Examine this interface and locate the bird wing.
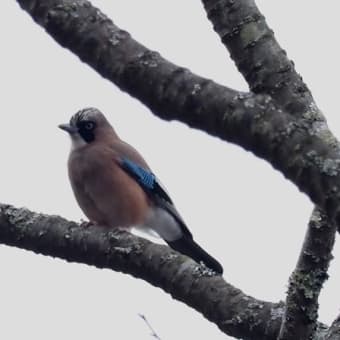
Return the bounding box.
[118,157,192,238]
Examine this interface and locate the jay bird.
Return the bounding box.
[59,107,223,274]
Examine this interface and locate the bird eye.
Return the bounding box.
[84,122,95,130]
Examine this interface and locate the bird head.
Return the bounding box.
[59,108,116,148]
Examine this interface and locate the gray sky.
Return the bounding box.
[1,1,340,339]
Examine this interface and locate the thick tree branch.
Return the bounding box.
[0,203,285,340]
[9,2,340,338]
[0,204,331,339]
[278,208,336,340]
[200,0,314,115]
[199,5,340,337]
[14,0,340,229]
[16,0,255,125]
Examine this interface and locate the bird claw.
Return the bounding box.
[79,219,94,228]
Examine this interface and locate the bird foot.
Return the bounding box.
[79,219,95,228]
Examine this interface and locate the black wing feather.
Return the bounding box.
[119,157,223,274]
[119,157,192,237]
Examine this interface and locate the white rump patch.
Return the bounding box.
[144,208,183,242]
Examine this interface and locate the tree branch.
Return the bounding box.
[16,0,257,126]
[9,2,340,338]
[326,315,340,340]
[199,5,340,337]
[14,0,340,229]
[278,208,336,340]
[200,0,314,115]
[0,203,285,340]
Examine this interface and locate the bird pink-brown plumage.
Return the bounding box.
[60,108,223,274]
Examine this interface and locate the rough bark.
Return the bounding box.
[14,0,340,231]
[0,204,332,339]
[201,0,314,115]
[326,315,340,340]
[198,3,339,338]
[9,1,340,339]
[0,203,283,340]
[278,208,336,340]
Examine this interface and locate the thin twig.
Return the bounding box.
[138,314,162,340]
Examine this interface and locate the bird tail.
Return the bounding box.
[167,236,223,274]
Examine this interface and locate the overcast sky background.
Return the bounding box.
[1,1,340,339]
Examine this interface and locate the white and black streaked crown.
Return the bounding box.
[70,107,103,126]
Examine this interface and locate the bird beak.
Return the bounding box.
[58,123,78,134]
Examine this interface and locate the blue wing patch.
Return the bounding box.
[119,157,191,237]
[120,158,156,190]
[119,157,173,204]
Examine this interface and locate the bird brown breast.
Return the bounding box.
[68,144,150,228]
